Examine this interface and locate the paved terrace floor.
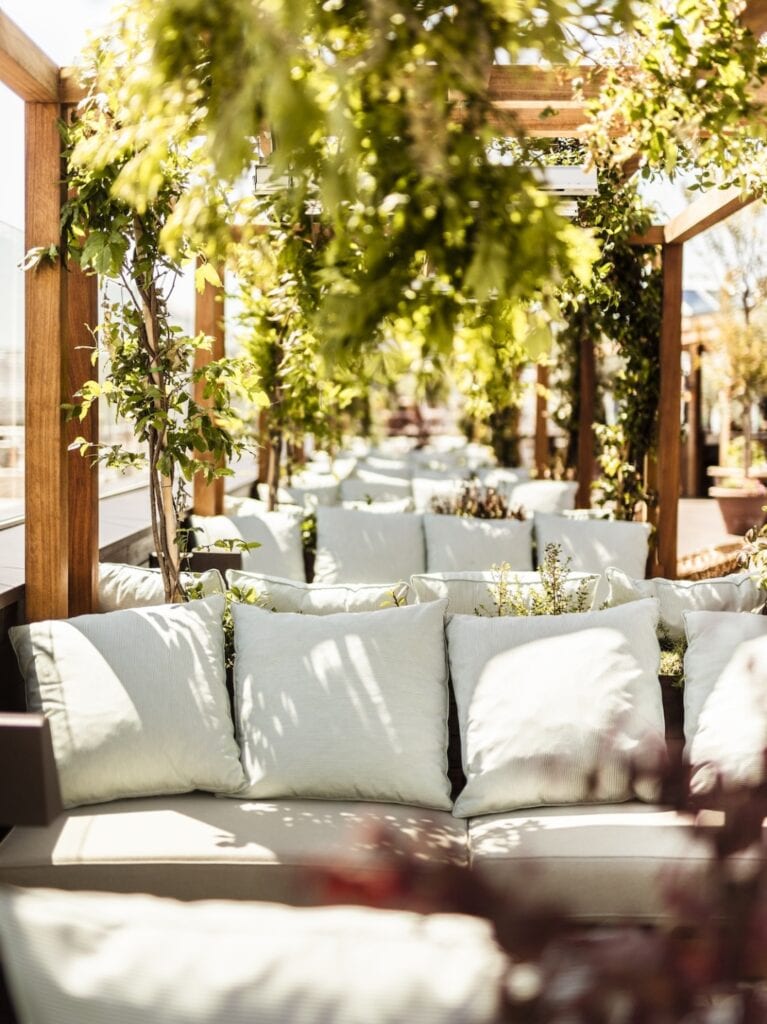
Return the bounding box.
[677,498,744,559]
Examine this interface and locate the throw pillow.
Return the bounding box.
[10,596,244,808]
[508,480,578,516]
[411,569,600,616]
[534,513,652,603]
[0,887,505,1024]
[682,609,767,748]
[423,514,534,573]
[190,509,305,581]
[227,569,410,613]
[314,507,425,584]
[98,562,224,612]
[232,600,451,808]
[340,476,413,503]
[688,634,767,794]
[607,568,764,640]
[446,599,665,817]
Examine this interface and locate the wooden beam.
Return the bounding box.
[486,65,606,102]
[653,243,683,578]
[629,225,665,246]
[193,263,226,516]
[534,363,549,477]
[59,67,87,105]
[743,0,767,36]
[576,331,596,508]
[0,11,59,101]
[664,186,757,245]
[66,264,99,616]
[25,101,68,622]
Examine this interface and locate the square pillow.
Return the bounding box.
[9,596,244,808]
[423,514,534,573]
[340,476,413,503]
[314,507,425,584]
[232,600,451,808]
[607,568,764,640]
[688,634,767,795]
[190,509,306,581]
[342,497,415,514]
[683,609,767,748]
[98,562,224,612]
[446,600,665,818]
[507,480,578,516]
[534,513,652,603]
[227,569,409,613]
[0,888,505,1024]
[256,473,340,509]
[410,569,600,616]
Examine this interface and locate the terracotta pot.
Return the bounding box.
[708,486,767,536]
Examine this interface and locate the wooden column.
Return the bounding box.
[534,363,549,477]
[257,409,270,487]
[66,264,99,616]
[653,243,683,578]
[576,331,595,508]
[24,101,68,622]
[192,264,226,516]
[683,343,704,498]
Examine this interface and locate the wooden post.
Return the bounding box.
[66,264,99,616]
[534,363,549,478]
[257,409,270,487]
[653,243,683,578]
[576,331,595,508]
[24,101,68,622]
[192,263,226,516]
[683,343,704,498]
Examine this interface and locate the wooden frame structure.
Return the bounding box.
[0,10,762,618]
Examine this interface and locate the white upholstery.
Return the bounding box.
[607,568,764,640]
[423,514,534,573]
[227,570,410,613]
[508,480,578,516]
[232,601,452,808]
[98,563,224,612]
[314,507,425,583]
[0,888,505,1024]
[682,609,767,747]
[190,509,306,581]
[446,600,665,818]
[0,795,467,900]
[468,803,738,922]
[340,476,413,503]
[10,597,244,809]
[411,570,600,616]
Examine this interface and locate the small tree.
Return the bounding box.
[61,10,264,601]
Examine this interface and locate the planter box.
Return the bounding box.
[708,486,767,536]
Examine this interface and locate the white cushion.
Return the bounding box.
[411,475,466,513]
[689,635,767,794]
[227,569,409,613]
[607,568,764,640]
[232,601,451,808]
[0,795,467,899]
[314,507,425,584]
[411,570,600,616]
[256,474,340,508]
[509,480,578,516]
[342,497,414,513]
[0,887,505,1024]
[190,509,306,581]
[683,609,767,748]
[446,600,665,818]
[534,513,652,603]
[423,514,534,573]
[9,596,244,808]
[340,476,413,503]
[98,563,224,612]
[476,467,531,494]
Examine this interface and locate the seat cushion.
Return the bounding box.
[0,794,467,902]
[468,803,744,923]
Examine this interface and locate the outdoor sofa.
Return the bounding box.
[1,561,766,927]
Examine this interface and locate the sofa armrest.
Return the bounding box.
[0,714,62,827]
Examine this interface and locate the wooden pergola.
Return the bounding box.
[1,6,764,622]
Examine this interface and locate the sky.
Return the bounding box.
[0,0,748,295]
